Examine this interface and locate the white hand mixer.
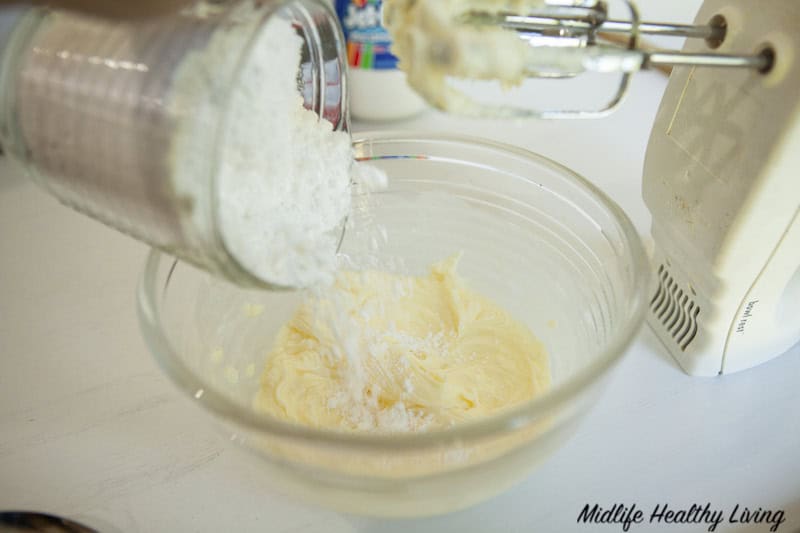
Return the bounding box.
[385,0,800,376]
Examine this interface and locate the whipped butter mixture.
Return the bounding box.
[253,255,550,432]
[383,0,536,115]
[382,0,590,116]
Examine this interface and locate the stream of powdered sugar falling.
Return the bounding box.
[176,13,446,431]
[300,161,449,432]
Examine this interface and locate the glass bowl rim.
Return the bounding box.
[137,131,650,451]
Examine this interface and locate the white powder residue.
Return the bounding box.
[172,12,355,288]
[301,264,485,433]
[295,269,440,432]
[350,160,389,193]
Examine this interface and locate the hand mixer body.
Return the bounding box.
[642,0,800,376]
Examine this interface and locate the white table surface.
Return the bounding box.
[2,1,799,532]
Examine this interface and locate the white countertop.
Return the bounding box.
[1,1,799,531]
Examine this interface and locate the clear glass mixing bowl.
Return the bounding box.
[137,133,649,517]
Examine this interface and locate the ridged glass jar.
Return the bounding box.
[0,0,348,288]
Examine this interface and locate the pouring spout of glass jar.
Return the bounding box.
[0,0,351,290]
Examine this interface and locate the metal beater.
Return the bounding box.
[385,0,775,118]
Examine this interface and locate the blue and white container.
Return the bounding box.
[335,0,426,121]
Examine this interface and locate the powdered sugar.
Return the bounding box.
[305,275,443,432]
[217,16,356,287]
[172,12,354,288]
